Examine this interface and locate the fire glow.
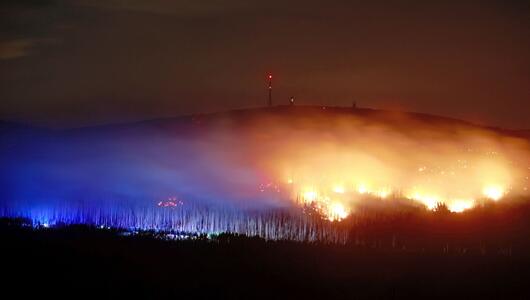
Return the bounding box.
[2,107,529,238]
[285,180,505,221]
[247,111,530,221]
[276,152,522,220]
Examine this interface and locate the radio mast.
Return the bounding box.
[267,74,272,107]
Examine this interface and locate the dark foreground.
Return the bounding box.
[2,219,530,299]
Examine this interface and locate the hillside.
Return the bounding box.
[2,106,529,140]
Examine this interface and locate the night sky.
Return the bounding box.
[1,0,529,128]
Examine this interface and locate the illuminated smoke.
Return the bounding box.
[241,108,530,218]
[1,107,529,238]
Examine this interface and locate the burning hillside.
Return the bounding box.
[1,106,529,240]
[192,106,530,220]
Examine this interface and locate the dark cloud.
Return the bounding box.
[0,0,529,128]
[72,0,256,17]
[0,39,34,59]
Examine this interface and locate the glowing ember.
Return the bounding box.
[357,184,369,194]
[333,185,345,194]
[302,189,318,202]
[375,188,391,199]
[329,203,348,221]
[157,197,184,208]
[296,186,351,221]
[483,185,504,201]
[407,191,439,210]
[448,199,474,213]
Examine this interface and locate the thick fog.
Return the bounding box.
[1,108,529,222]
